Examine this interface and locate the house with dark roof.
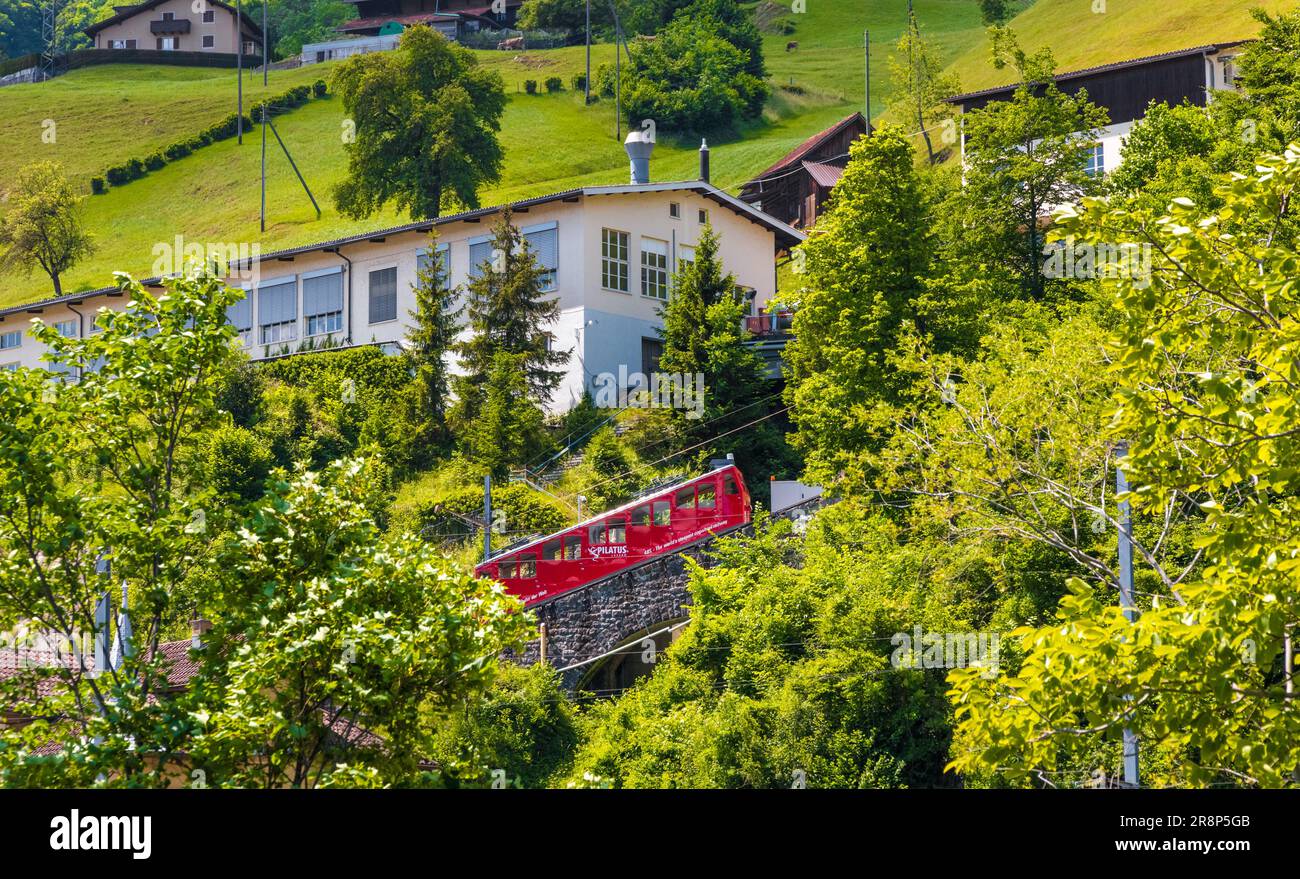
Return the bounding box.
[86,0,263,57]
[0,143,803,415]
[737,112,868,229]
[946,42,1249,178]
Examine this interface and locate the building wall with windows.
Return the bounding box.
[88,0,262,55]
[0,183,801,415]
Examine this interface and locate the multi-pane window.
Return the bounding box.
[523,223,558,292]
[601,228,629,292]
[678,244,695,267]
[54,320,78,338]
[0,330,22,350]
[1084,144,1104,177]
[258,279,297,344]
[669,202,680,219]
[640,238,668,300]
[303,270,344,337]
[698,209,709,224]
[202,35,214,48]
[368,267,397,324]
[203,9,215,21]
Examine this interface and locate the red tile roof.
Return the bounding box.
[339,12,459,31]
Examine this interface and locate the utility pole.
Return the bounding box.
[584,0,591,105]
[1116,440,1140,788]
[260,103,267,232]
[864,29,871,132]
[483,474,493,563]
[236,0,243,145]
[262,0,267,86]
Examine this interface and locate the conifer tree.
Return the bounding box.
[407,231,461,457]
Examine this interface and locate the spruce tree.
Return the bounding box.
[407,230,460,457]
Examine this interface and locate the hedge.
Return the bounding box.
[91,81,326,194]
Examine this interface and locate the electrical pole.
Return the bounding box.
[236,0,243,145]
[483,474,493,563]
[260,103,266,232]
[585,0,591,105]
[1116,440,1140,788]
[864,29,871,132]
[262,0,267,86]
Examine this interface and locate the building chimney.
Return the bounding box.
[624,129,655,185]
[191,617,212,649]
[699,138,710,183]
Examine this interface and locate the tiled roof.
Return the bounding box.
[339,12,459,31]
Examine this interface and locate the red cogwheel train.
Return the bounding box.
[475,464,752,607]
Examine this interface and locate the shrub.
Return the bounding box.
[145,153,165,171]
[203,425,274,502]
[524,79,537,95]
[570,73,586,92]
[164,141,192,161]
[313,79,327,98]
[90,176,106,195]
[105,165,129,186]
[125,157,145,180]
[544,76,563,93]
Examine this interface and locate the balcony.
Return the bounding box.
[743,309,794,381]
[150,18,192,34]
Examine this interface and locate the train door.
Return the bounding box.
[673,482,699,540]
[588,514,630,578]
[720,469,745,522]
[628,502,653,560]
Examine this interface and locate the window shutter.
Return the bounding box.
[226,293,253,331]
[468,238,493,280]
[368,268,397,323]
[258,281,297,326]
[524,226,558,273]
[302,271,343,318]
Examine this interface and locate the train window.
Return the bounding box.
[653,500,671,525]
[698,483,716,509]
[590,520,626,543]
[518,553,537,578]
[563,535,582,559]
[724,473,739,495]
[675,486,696,510]
[499,561,518,579]
[542,539,561,561]
[630,504,651,527]
[606,518,626,544]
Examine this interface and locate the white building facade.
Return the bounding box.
[0,182,802,414]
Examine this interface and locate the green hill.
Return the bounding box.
[1,0,1288,306]
[946,0,1295,92]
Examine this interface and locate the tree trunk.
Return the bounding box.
[51,271,62,297]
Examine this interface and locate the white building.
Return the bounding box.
[0,162,803,414]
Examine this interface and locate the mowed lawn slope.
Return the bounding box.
[2,1,988,305]
[946,0,1295,92]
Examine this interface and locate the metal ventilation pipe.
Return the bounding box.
[699,138,710,183]
[624,129,655,184]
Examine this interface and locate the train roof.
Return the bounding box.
[478,464,746,566]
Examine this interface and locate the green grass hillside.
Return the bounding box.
[2,0,1285,306]
[946,0,1296,92]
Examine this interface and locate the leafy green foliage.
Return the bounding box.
[428,663,578,788]
[622,12,767,135]
[332,26,506,220]
[0,162,94,296]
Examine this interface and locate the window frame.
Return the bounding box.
[367,265,399,325]
[601,228,630,293]
[640,237,669,301]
